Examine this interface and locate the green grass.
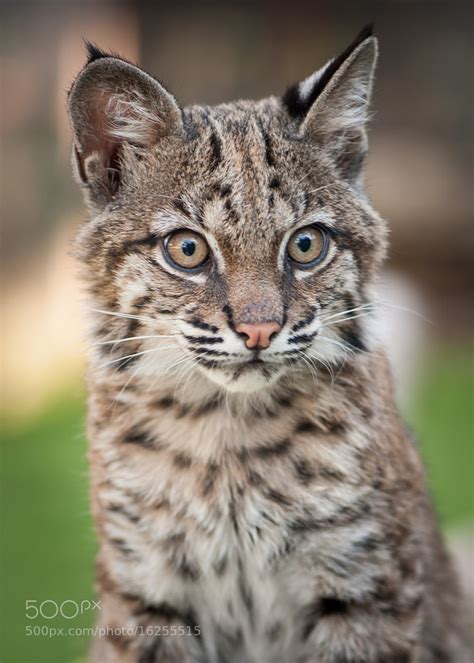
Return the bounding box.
[1,393,96,663]
[408,345,474,528]
[1,346,472,662]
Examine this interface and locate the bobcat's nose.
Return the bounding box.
[236,321,281,350]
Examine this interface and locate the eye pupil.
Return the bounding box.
[297,235,312,253]
[182,240,196,257]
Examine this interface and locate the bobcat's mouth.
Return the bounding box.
[230,357,274,379]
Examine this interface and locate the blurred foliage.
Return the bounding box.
[408,345,474,527]
[1,346,473,662]
[1,393,95,663]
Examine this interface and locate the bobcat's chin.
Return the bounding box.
[199,361,284,393]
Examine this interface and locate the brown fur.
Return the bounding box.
[68,28,470,663]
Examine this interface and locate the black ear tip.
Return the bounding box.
[358,23,375,42]
[83,39,110,65]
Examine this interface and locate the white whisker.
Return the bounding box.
[294,349,319,388]
[305,183,339,196]
[97,345,176,369]
[94,334,180,346]
[90,308,158,325]
[90,307,187,325]
[378,300,432,324]
[319,302,375,323]
[320,310,377,329]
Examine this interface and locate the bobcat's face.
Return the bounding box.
[70,30,386,394]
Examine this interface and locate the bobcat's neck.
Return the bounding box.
[87,346,393,465]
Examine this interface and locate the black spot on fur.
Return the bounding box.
[189,317,219,333]
[197,357,221,369]
[228,494,239,534]
[109,537,133,556]
[155,306,178,315]
[201,462,219,496]
[191,347,229,357]
[222,304,236,330]
[123,428,156,448]
[173,197,190,216]
[318,466,345,481]
[176,556,200,581]
[291,310,316,332]
[269,176,280,189]
[274,392,294,408]
[320,597,349,616]
[289,516,320,534]
[295,419,318,434]
[264,488,291,507]
[209,131,223,167]
[254,438,292,458]
[247,469,263,486]
[155,395,175,408]
[224,198,239,223]
[237,561,254,615]
[184,334,224,345]
[107,504,140,523]
[288,332,317,345]
[193,395,222,418]
[294,459,315,484]
[131,295,151,310]
[319,416,347,434]
[262,131,275,166]
[283,24,374,118]
[173,452,192,469]
[134,602,201,659]
[121,233,160,252]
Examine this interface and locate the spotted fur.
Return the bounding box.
[68,27,469,663]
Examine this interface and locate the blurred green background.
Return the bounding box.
[1,0,472,661]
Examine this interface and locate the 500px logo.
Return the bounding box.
[25,599,101,620]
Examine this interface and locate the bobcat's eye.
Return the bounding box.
[287,225,328,267]
[164,231,209,270]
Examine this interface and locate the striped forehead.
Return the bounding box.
[173,112,307,237]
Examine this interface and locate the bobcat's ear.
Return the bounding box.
[283,26,378,186]
[68,44,182,208]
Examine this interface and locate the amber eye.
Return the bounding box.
[287,225,328,266]
[164,231,209,270]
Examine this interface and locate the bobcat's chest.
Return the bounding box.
[136,478,309,663]
[102,443,364,662]
[96,397,374,660]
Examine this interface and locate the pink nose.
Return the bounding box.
[236,321,281,350]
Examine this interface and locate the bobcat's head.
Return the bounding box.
[69,26,387,395]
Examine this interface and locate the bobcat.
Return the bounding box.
[68,26,469,663]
